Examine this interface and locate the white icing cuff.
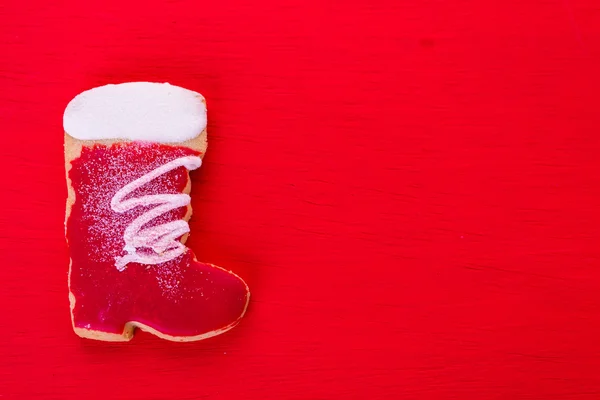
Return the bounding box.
[63,82,207,143]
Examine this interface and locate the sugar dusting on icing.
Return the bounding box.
[155,265,185,302]
[111,156,202,271]
[70,143,198,297]
[63,82,207,143]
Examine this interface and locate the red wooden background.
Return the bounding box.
[2,0,600,398]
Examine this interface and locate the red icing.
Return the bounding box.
[67,142,249,338]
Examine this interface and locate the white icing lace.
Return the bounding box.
[110,156,202,271]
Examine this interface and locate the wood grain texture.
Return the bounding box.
[1,0,600,398]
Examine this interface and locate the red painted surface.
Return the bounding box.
[1,0,600,398]
[68,143,248,338]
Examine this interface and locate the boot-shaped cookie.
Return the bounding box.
[64,82,250,342]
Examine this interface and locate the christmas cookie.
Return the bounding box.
[63,82,250,342]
